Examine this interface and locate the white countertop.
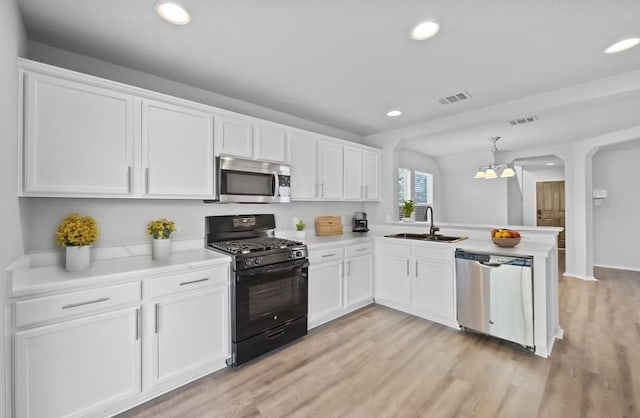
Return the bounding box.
[297,232,372,249]
[7,248,231,298]
[383,221,563,234]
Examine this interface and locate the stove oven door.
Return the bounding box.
[234,259,308,342]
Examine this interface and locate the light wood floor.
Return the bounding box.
[119,266,640,418]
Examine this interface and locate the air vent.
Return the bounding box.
[508,116,538,126]
[438,91,471,105]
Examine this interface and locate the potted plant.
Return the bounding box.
[56,213,99,271]
[147,218,177,259]
[294,219,306,239]
[401,200,416,222]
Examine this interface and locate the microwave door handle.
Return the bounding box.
[273,173,279,198]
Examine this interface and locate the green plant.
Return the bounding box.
[147,218,177,239]
[401,200,416,218]
[295,219,306,231]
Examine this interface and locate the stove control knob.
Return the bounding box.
[255,257,262,265]
[245,259,253,267]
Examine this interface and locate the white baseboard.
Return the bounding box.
[593,263,640,273]
[563,272,597,281]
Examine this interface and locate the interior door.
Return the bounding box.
[536,180,565,249]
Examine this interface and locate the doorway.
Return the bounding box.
[536,180,566,272]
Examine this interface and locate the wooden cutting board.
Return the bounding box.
[315,216,343,236]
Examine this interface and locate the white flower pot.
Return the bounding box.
[402,214,415,222]
[66,246,91,272]
[152,238,171,260]
[293,230,306,239]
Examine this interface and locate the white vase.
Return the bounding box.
[402,214,415,222]
[66,246,91,272]
[152,238,171,260]
[293,230,306,239]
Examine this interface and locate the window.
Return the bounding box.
[398,168,434,221]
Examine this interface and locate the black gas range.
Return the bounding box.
[205,214,308,367]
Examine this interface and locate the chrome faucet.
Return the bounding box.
[424,205,439,236]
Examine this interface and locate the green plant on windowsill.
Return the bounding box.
[401,200,416,219]
[295,219,306,231]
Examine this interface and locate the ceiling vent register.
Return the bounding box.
[438,91,471,105]
[508,116,538,126]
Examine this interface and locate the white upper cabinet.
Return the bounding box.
[254,125,288,162]
[363,149,381,201]
[289,131,318,199]
[318,141,344,199]
[142,99,215,197]
[215,115,254,159]
[215,114,288,163]
[22,72,135,196]
[343,147,363,200]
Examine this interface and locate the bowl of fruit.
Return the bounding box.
[491,228,521,247]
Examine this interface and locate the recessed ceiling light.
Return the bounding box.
[411,21,440,41]
[545,162,555,166]
[156,1,191,25]
[386,110,402,117]
[604,38,640,54]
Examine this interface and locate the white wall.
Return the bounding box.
[22,199,364,252]
[27,41,363,144]
[436,151,509,225]
[592,143,640,271]
[521,166,565,226]
[0,0,27,413]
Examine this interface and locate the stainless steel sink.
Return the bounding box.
[384,233,467,243]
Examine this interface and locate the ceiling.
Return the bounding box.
[17,0,640,155]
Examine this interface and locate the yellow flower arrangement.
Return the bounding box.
[147,218,177,240]
[56,213,99,247]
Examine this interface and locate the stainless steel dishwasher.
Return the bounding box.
[455,249,534,350]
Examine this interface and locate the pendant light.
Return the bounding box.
[473,137,516,179]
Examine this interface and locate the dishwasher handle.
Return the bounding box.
[478,261,503,268]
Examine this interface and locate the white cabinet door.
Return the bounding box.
[363,150,381,201]
[153,286,229,386]
[345,255,373,308]
[318,141,344,199]
[289,131,318,199]
[216,115,253,158]
[413,260,455,322]
[15,308,141,418]
[255,125,288,162]
[376,255,412,308]
[23,72,135,196]
[309,262,343,325]
[142,99,214,197]
[343,147,363,200]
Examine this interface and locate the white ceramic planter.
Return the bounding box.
[402,214,415,222]
[152,238,171,260]
[65,246,91,272]
[293,230,306,239]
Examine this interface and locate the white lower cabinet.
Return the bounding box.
[375,239,457,328]
[152,286,229,386]
[308,241,374,329]
[15,307,141,418]
[309,261,343,327]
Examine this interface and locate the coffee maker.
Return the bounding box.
[352,212,369,232]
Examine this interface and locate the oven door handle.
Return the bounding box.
[237,260,309,279]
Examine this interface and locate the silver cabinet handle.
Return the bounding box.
[145,168,150,194]
[321,183,325,197]
[406,259,410,276]
[365,185,368,199]
[346,260,351,276]
[62,297,110,310]
[127,166,133,193]
[321,253,336,258]
[179,278,209,286]
[356,248,367,252]
[135,308,141,340]
[155,303,159,334]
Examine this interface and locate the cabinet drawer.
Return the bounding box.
[413,245,453,263]
[149,265,229,299]
[378,242,411,258]
[309,247,343,264]
[345,242,373,258]
[15,282,141,328]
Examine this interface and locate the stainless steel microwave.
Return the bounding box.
[215,156,291,203]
